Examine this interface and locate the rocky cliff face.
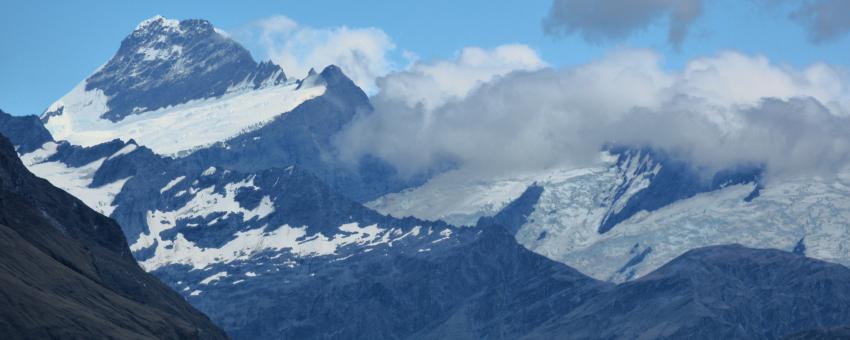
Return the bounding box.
[0,134,226,339]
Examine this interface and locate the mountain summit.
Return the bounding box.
[46,16,286,123]
[40,16,325,156]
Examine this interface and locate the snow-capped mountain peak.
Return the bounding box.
[125,16,190,63]
[74,16,285,123]
[134,15,181,32]
[39,17,333,157]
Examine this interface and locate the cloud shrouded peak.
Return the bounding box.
[543,0,703,49]
[241,15,396,93]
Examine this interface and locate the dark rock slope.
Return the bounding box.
[193,225,609,340]
[0,134,226,339]
[0,109,53,154]
[528,244,850,340]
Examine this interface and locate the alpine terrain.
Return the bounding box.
[3,13,850,340]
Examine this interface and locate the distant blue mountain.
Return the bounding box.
[179,224,607,339]
[530,244,850,339]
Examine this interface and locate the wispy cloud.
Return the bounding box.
[377,44,547,111]
[239,15,397,92]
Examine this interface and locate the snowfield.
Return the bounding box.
[21,141,131,216]
[43,81,326,157]
[528,171,850,282]
[366,168,539,226]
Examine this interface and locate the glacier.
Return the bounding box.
[370,150,850,283]
[21,141,131,216]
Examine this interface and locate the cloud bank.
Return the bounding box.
[337,49,850,179]
[543,0,850,47]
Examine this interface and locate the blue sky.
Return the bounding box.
[1,0,848,115]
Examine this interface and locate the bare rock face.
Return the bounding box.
[528,244,850,340]
[0,134,227,339]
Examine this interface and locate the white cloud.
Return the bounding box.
[246,15,397,93]
[236,14,850,180]
[679,52,848,111]
[336,49,850,178]
[377,44,547,110]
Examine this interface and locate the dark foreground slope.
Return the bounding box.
[0,135,226,339]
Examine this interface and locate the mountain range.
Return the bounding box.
[2,16,850,339]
